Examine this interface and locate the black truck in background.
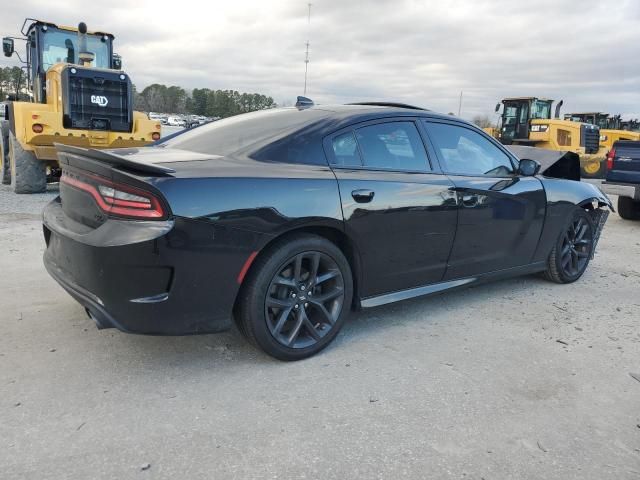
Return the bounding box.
[602,140,640,220]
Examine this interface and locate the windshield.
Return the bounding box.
[530,100,551,119]
[41,28,111,71]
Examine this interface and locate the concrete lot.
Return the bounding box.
[1,184,639,479]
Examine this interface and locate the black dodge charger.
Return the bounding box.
[43,101,612,360]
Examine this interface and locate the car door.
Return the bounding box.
[422,120,546,280]
[325,118,458,298]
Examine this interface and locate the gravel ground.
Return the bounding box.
[0,184,639,479]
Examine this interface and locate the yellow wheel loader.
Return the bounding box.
[0,19,160,193]
[484,97,603,178]
[564,112,640,175]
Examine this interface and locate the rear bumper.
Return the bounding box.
[43,199,262,335]
[601,182,639,200]
[44,256,129,331]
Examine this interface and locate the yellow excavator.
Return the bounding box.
[485,97,604,178]
[1,19,160,193]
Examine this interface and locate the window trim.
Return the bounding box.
[323,117,435,174]
[422,119,520,178]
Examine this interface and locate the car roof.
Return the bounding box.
[282,103,465,130]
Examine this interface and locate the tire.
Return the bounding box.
[617,196,640,221]
[0,120,10,185]
[544,208,594,284]
[580,159,605,179]
[9,132,46,194]
[236,234,353,361]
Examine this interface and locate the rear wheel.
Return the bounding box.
[0,120,9,184]
[9,132,47,194]
[236,234,353,360]
[544,208,594,284]
[617,196,640,221]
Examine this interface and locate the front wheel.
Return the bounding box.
[544,208,594,284]
[236,234,353,361]
[9,132,47,194]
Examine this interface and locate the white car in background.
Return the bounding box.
[167,116,186,127]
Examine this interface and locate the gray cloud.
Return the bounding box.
[1,0,639,118]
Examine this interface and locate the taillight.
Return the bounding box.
[151,132,161,141]
[61,170,166,220]
[32,123,43,133]
[606,147,616,171]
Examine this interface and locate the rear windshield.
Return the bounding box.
[159,108,329,160]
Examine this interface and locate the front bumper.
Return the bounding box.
[601,182,640,200]
[43,199,261,335]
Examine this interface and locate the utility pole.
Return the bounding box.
[303,3,312,95]
[457,91,463,116]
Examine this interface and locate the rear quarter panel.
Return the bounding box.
[150,160,344,243]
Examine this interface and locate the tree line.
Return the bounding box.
[134,84,276,117]
[1,69,276,118]
[0,66,28,100]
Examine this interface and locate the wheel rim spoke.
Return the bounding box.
[293,255,303,283]
[266,296,293,309]
[286,312,305,346]
[315,270,339,286]
[309,300,336,325]
[273,276,296,288]
[300,309,321,340]
[273,306,293,335]
[309,253,320,283]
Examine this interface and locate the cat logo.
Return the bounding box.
[90,95,109,107]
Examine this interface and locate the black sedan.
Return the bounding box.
[43,101,612,360]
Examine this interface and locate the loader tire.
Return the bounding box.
[0,120,9,185]
[9,132,46,194]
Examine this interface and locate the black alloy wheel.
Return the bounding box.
[544,208,594,284]
[236,234,353,360]
[559,214,592,277]
[265,251,345,349]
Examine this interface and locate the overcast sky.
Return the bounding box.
[2,0,640,119]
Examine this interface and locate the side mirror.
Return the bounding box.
[112,53,122,70]
[494,103,501,113]
[2,37,14,57]
[518,158,541,176]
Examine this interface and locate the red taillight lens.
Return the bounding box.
[61,170,166,220]
[606,147,616,171]
[32,123,43,133]
[151,132,161,141]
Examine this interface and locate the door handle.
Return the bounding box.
[351,189,375,203]
[461,194,479,207]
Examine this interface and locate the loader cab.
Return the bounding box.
[499,97,552,144]
[12,20,117,103]
[564,113,621,131]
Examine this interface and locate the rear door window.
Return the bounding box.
[331,131,362,167]
[354,121,429,171]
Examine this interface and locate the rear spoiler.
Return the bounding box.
[54,144,176,176]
